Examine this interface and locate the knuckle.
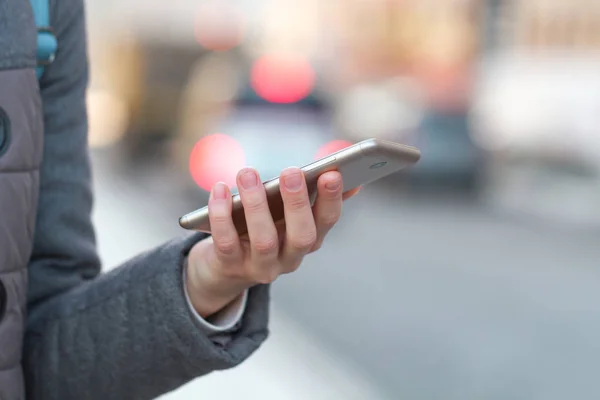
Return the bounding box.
[252,237,279,255]
[214,236,239,256]
[210,214,231,226]
[253,268,280,284]
[243,197,266,214]
[320,212,340,228]
[286,195,309,212]
[283,260,301,274]
[289,232,317,253]
[310,241,323,253]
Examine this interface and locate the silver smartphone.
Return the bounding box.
[179,138,421,233]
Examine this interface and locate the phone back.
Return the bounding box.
[179,139,420,233]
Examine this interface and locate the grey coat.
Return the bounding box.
[0,0,269,399]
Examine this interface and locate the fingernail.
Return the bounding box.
[239,169,258,189]
[283,172,303,192]
[213,182,227,200]
[325,179,341,191]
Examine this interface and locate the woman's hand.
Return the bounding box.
[186,167,359,318]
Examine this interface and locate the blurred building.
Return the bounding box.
[512,0,600,52]
[471,0,600,227]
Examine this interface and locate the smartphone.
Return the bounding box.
[179,138,421,233]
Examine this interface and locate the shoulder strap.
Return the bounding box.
[30,0,58,79]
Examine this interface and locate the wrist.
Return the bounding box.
[186,238,251,318]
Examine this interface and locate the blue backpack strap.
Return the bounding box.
[30,0,58,79]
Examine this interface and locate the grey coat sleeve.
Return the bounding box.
[22,0,270,399]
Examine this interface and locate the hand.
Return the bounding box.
[186,167,359,318]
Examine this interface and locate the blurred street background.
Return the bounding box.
[85,0,600,398]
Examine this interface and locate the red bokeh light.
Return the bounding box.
[189,133,246,192]
[314,140,354,160]
[250,54,316,104]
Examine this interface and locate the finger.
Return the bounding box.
[208,182,243,265]
[237,168,280,282]
[311,171,344,252]
[342,186,361,201]
[279,168,317,273]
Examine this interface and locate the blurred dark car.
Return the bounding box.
[332,80,485,194]
[407,109,485,193]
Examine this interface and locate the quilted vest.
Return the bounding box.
[0,1,45,398]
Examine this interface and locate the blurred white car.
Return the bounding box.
[471,53,600,170]
[471,53,600,227]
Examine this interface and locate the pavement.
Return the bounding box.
[91,145,600,400]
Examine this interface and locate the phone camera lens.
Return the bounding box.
[369,161,387,169]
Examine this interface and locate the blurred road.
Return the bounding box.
[92,145,600,400]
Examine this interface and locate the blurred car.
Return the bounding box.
[470,53,600,226]
[332,78,485,193]
[410,109,485,191]
[172,50,354,197]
